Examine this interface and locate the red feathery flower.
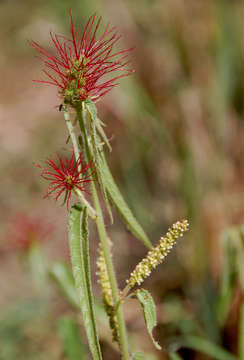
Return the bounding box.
[1,213,53,254]
[30,10,134,106]
[35,149,95,209]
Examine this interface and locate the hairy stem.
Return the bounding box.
[77,104,131,360]
[64,110,97,220]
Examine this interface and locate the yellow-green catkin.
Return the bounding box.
[127,220,189,288]
[96,244,119,343]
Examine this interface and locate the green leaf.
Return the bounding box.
[49,261,79,309]
[28,243,47,291]
[133,351,145,360]
[100,151,152,249]
[183,336,236,360]
[58,316,88,360]
[239,303,244,359]
[132,351,157,360]
[85,100,113,223]
[217,232,237,325]
[169,353,183,360]
[68,205,102,360]
[84,99,151,248]
[50,262,108,324]
[84,101,111,151]
[136,289,161,350]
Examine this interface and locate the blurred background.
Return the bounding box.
[1,0,244,359]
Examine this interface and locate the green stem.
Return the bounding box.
[64,110,97,220]
[120,284,131,301]
[78,104,131,360]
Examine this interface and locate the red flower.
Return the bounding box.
[35,149,94,209]
[30,10,134,106]
[1,213,53,254]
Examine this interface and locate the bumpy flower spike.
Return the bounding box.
[35,149,95,209]
[97,243,119,343]
[127,220,189,288]
[30,10,134,106]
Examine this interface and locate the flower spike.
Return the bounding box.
[127,220,189,288]
[30,10,134,107]
[96,243,119,343]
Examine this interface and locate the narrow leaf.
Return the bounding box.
[183,336,236,360]
[133,351,157,360]
[133,352,145,360]
[136,289,161,350]
[50,262,107,323]
[28,243,47,291]
[169,353,183,360]
[100,151,152,249]
[96,117,112,151]
[85,100,113,222]
[84,99,151,248]
[85,100,97,122]
[50,261,79,309]
[58,316,88,360]
[68,205,102,360]
[85,101,111,151]
[217,232,237,325]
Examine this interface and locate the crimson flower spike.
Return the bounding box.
[30,10,134,107]
[35,149,95,209]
